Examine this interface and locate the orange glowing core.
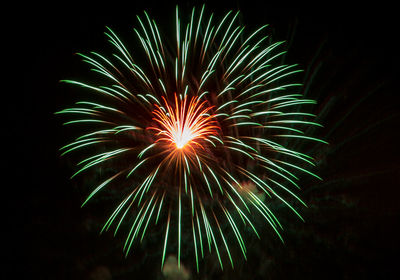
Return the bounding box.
[149,94,219,151]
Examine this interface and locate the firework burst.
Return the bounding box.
[57,5,327,271]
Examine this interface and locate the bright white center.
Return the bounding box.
[174,128,193,149]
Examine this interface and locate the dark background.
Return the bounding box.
[11,0,399,279]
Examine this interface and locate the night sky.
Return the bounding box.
[12,1,399,279]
